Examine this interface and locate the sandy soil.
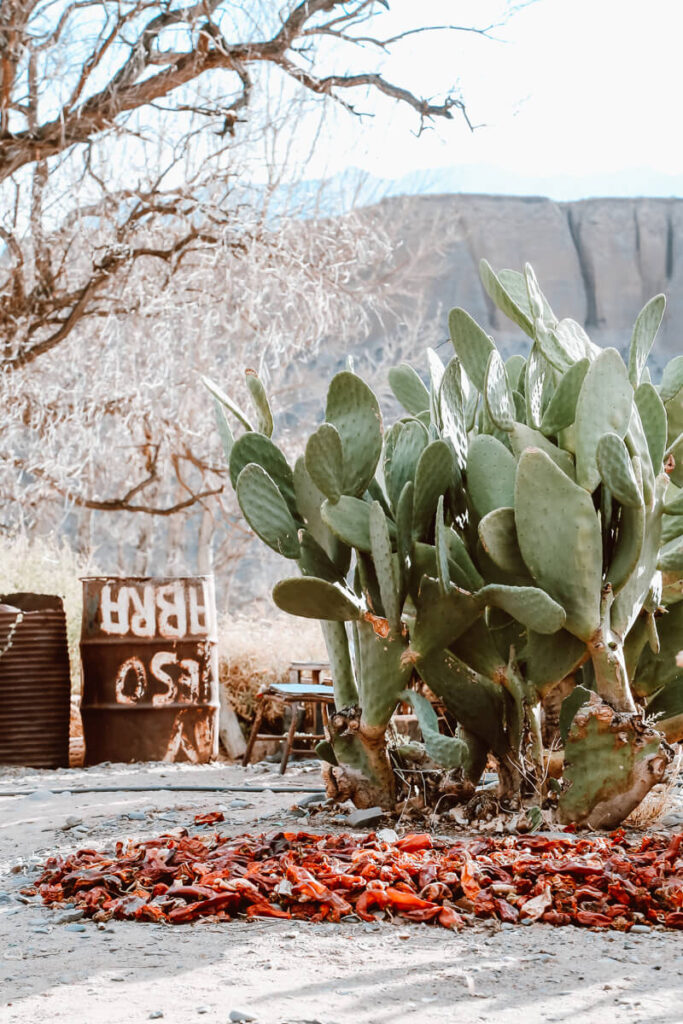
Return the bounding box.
[1,759,682,1024]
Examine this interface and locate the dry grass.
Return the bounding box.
[218,609,328,731]
[624,750,682,829]
[0,532,97,693]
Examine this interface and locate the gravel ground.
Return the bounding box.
[1,759,682,1024]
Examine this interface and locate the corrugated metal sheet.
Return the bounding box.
[0,593,71,768]
[80,576,219,764]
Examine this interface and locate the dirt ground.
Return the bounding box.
[1,759,682,1024]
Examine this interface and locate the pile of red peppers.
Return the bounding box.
[30,824,682,930]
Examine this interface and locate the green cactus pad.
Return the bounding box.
[212,397,235,461]
[293,457,345,565]
[477,507,528,576]
[272,576,362,621]
[314,740,338,766]
[396,481,413,605]
[320,620,357,707]
[452,618,505,678]
[415,648,507,756]
[607,487,646,594]
[236,464,301,559]
[558,684,592,744]
[369,501,401,633]
[627,294,666,388]
[466,435,516,520]
[244,369,274,436]
[515,448,602,641]
[412,440,457,541]
[435,495,450,595]
[665,388,683,446]
[385,420,428,510]
[399,690,468,769]
[558,702,668,827]
[298,530,346,583]
[388,364,430,416]
[660,355,683,402]
[447,307,495,392]
[356,618,412,729]
[574,348,633,492]
[305,423,345,503]
[440,358,468,469]
[477,584,566,634]
[625,405,655,502]
[444,530,485,590]
[660,511,683,545]
[509,423,576,479]
[666,432,683,487]
[523,629,586,697]
[539,358,590,435]
[427,348,446,429]
[524,345,552,429]
[366,477,392,516]
[479,260,534,337]
[325,371,383,497]
[505,354,526,392]
[484,349,516,431]
[596,433,643,507]
[635,382,668,473]
[646,677,683,743]
[201,375,254,431]
[632,600,683,697]
[658,534,683,572]
[664,485,683,515]
[229,433,298,516]
[321,495,379,552]
[612,476,666,637]
[410,577,481,657]
[553,319,595,362]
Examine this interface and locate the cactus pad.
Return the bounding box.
[236,464,301,559]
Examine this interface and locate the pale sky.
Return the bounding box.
[293,0,683,198]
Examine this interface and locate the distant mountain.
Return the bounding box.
[288,165,683,213]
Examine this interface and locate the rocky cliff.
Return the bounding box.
[357,193,683,371]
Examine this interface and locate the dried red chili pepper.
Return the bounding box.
[30,825,681,932]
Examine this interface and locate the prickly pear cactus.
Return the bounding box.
[204,263,679,823]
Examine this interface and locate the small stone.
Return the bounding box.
[65,923,87,933]
[229,1011,256,1023]
[289,807,307,818]
[197,1007,210,1015]
[26,788,54,801]
[148,1013,164,1020]
[62,816,83,830]
[55,910,85,924]
[228,799,253,810]
[376,828,398,844]
[501,922,515,930]
[297,793,325,808]
[346,806,383,829]
[126,810,147,821]
[630,924,651,933]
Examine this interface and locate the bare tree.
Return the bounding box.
[0,1,522,585]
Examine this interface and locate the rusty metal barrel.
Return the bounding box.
[80,576,219,765]
[0,593,71,768]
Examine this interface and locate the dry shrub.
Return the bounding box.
[624,750,682,829]
[0,532,97,693]
[218,610,327,732]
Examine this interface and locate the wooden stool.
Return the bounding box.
[242,664,334,774]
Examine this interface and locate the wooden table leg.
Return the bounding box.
[280,701,300,775]
[242,701,264,767]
